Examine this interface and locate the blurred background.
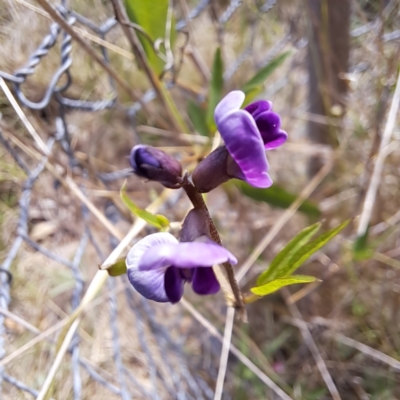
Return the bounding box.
[0,0,400,399]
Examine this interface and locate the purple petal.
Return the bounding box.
[192,267,220,295]
[217,109,272,188]
[255,112,288,149]
[139,241,237,271]
[126,232,178,302]
[264,130,287,150]
[164,267,184,303]
[215,90,245,126]
[245,100,272,119]
[129,145,160,171]
[127,266,168,302]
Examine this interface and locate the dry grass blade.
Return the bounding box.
[35,191,171,400]
[327,332,400,372]
[0,125,125,240]
[181,299,293,400]
[357,70,400,237]
[214,307,235,400]
[0,77,49,155]
[65,177,124,241]
[0,318,69,368]
[0,307,41,335]
[282,288,342,400]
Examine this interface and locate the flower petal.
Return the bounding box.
[140,241,237,271]
[255,112,287,149]
[164,267,184,303]
[215,90,245,126]
[217,109,272,188]
[126,232,178,302]
[192,267,220,295]
[264,130,287,150]
[245,100,272,119]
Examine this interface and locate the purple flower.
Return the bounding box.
[192,91,287,192]
[129,145,182,189]
[126,232,237,303]
[216,90,287,186]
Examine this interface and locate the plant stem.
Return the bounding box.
[182,176,244,310]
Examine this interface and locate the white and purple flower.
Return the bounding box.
[126,232,237,303]
[193,90,287,192]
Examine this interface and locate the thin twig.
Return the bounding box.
[0,77,49,155]
[327,332,400,372]
[357,70,400,237]
[181,299,293,400]
[214,307,235,400]
[282,288,342,400]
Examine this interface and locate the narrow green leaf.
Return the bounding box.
[206,48,224,130]
[242,51,291,94]
[120,182,169,229]
[235,181,321,218]
[242,87,262,107]
[251,275,318,296]
[188,100,209,136]
[283,220,350,277]
[353,227,373,260]
[125,0,175,75]
[257,222,321,285]
[104,258,127,277]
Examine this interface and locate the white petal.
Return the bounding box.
[214,90,245,126]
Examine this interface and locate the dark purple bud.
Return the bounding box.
[129,145,183,189]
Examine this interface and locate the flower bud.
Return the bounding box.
[129,145,182,189]
[192,146,231,193]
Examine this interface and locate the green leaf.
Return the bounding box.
[242,51,291,94]
[235,181,321,218]
[283,220,350,277]
[242,87,262,107]
[353,227,374,260]
[188,100,209,136]
[206,48,224,130]
[121,182,169,230]
[104,258,127,277]
[353,225,397,261]
[125,0,174,75]
[251,275,318,297]
[257,222,321,285]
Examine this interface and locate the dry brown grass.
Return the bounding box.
[1,0,400,399]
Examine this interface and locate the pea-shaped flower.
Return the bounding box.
[193,90,287,192]
[126,232,237,303]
